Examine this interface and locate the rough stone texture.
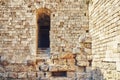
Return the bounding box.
[0,0,120,80]
[8,72,18,79]
[1,0,120,80]
[18,72,27,79]
[0,0,92,79]
[89,0,120,80]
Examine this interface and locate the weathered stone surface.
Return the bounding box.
[5,65,14,72]
[116,61,120,71]
[76,54,87,60]
[67,59,75,65]
[27,60,36,67]
[67,65,76,71]
[116,72,120,80]
[2,0,120,80]
[5,64,28,72]
[27,66,37,72]
[49,65,58,72]
[0,0,92,79]
[77,60,89,66]
[16,65,28,72]
[67,72,75,78]
[89,0,120,79]
[0,73,3,77]
[27,72,36,78]
[51,54,58,60]
[18,72,27,79]
[53,59,59,64]
[45,72,51,78]
[0,67,4,73]
[59,59,67,65]
[36,71,44,78]
[40,63,49,71]
[0,60,9,66]
[58,65,68,71]
[60,53,75,59]
[76,73,88,80]
[8,72,18,79]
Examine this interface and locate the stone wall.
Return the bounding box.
[0,0,92,80]
[89,0,120,80]
[0,0,90,64]
[0,0,36,63]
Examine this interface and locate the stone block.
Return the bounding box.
[86,67,92,73]
[105,50,119,62]
[76,54,87,60]
[8,72,18,79]
[84,48,91,54]
[76,73,87,79]
[40,64,49,71]
[76,66,85,72]
[16,65,28,72]
[27,72,36,78]
[53,59,59,64]
[105,70,116,80]
[36,71,44,78]
[60,53,75,59]
[79,34,86,42]
[0,67,4,73]
[67,59,75,65]
[58,65,68,71]
[51,54,58,59]
[84,36,92,43]
[108,63,116,70]
[116,61,120,71]
[49,65,58,72]
[59,59,67,65]
[18,72,27,79]
[67,65,76,71]
[79,42,85,48]
[0,73,3,77]
[0,72,8,78]
[116,72,120,80]
[0,60,9,66]
[72,47,81,54]
[27,60,36,67]
[77,60,89,66]
[67,72,75,78]
[45,72,51,78]
[27,66,37,72]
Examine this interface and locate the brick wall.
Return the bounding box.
[89,0,120,80]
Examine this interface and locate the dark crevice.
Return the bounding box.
[52,71,67,77]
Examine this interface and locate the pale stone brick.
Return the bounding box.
[18,72,27,79]
[89,0,120,79]
[8,72,18,79]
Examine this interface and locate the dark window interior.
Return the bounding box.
[38,14,50,48]
[52,71,67,77]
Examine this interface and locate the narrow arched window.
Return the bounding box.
[38,13,50,48]
[36,8,51,54]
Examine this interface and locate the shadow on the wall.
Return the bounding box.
[89,67,104,80]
